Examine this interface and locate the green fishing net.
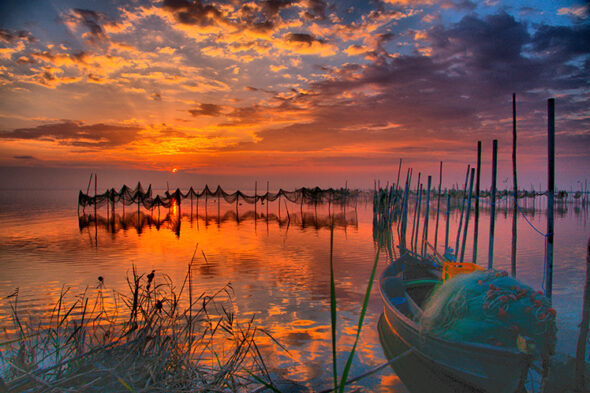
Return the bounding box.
[419,270,557,355]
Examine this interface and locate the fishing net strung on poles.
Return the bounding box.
[78,183,359,211]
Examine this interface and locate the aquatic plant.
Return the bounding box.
[0,260,277,392]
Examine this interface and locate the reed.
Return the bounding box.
[0,260,277,392]
[327,233,382,393]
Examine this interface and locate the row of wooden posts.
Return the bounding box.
[394,97,556,298]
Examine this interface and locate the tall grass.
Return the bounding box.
[329,222,382,393]
[0,260,277,392]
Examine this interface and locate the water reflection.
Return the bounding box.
[0,188,588,392]
[77,207,358,238]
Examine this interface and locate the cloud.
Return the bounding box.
[557,5,588,19]
[162,0,224,26]
[0,28,36,43]
[220,10,589,165]
[281,32,337,56]
[62,8,109,44]
[261,0,294,18]
[285,32,322,45]
[441,0,477,11]
[0,121,142,147]
[302,0,328,21]
[188,103,223,116]
[13,155,37,160]
[531,23,590,62]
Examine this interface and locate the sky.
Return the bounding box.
[0,0,589,190]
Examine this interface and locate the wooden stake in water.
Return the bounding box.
[512,93,518,277]
[94,173,97,248]
[422,176,432,257]
[546,98,555,298]
[460,168,475,262]
[400,170,411,249]
[414,182,423,253]
[411,173,421,252]
[434,161,443,252]
[488,140,498,269]
[444,192,451,254]
[473,141,482,264]
[236,189,239,222]
[396,158,403,192]
[455,165,471,260]
[254,181,257,220]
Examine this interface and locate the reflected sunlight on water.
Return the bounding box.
[0,189,588,392]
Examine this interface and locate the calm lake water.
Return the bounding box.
[0,188,588,392]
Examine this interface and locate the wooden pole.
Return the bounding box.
[300,187,304,218]
[422,175,432,257]
[94,173,97,219]
[575,236,590,391]
[411,173,421,252]
[546,98,555,298]
[460,168,475,262]
[396,158,402,192]
[254,181,257,219]
[512,93,518,277]
[434,161,443,252]
[414,182,423,253]
[488,139,498,269]
[266,181,269,220]
[94,173,97,248]
[400,169,411,249]
[444,192,451,253]
[236,189,239,221]
[473,141,482,264]
[455,165,471,260]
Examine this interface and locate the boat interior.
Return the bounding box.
[382,258,441,320]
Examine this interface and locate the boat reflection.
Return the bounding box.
[377,314,483,393]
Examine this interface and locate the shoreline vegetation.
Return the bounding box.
[0,259,283,392]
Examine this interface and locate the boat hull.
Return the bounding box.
[380,255,532,393]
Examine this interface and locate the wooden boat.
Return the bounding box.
[379,251,532,393]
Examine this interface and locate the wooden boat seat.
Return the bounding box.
[404,279,440,320]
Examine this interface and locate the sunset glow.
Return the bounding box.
[0,0,588,187]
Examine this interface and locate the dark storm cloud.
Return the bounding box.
[0,121,142,147]
[13,155,37,160]
[188,103,223,116]
[531,24,590,61]
[330,11,590,104]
